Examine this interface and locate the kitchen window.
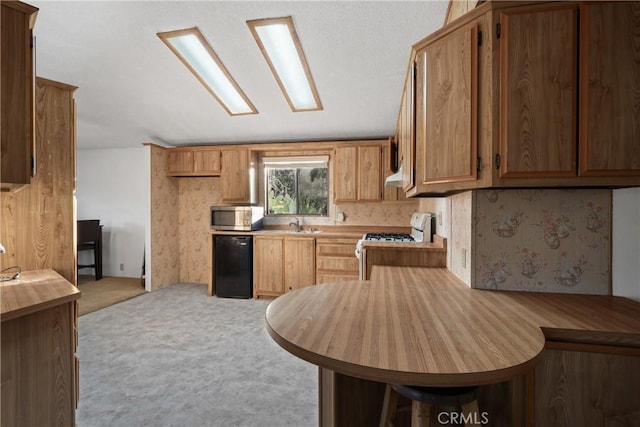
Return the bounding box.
[263,156,328,216]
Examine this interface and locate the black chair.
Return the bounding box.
[380,384,480,426]
[77,220,103,280]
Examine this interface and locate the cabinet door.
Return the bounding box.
[334,146,357,202]
[398,69,415,193]
[221,149,250,203]
[499,5,578,178]
[193,149,221,175]
[284,237,315,292]
[417,22,478,186]
[357,145,382,201]
[1,2,37,186]
[167,150,193,175]
[534,347,640,426]
[253,236,284,297]
[579,2,640,176]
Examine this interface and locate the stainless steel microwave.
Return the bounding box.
[210,206,264,231]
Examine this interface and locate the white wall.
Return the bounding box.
[77,147,148,278]
[612,187,640,301]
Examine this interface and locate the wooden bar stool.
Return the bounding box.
[380,384,480,427]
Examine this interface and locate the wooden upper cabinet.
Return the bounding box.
[334,143,383,203]
[167,149,194,175]
[284,237,315,293]
[499,4,578,179]
[579,2,640,176]
[166,147,221,176]
[193,148,221,175]
[1,1,38,188]
[417,22,478,187]
[334,146,358,202]
[357,145,382,201]
[221,148,256,204]
[397,68,415,193]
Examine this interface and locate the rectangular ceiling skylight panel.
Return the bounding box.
[158,28,257,116]
[248,17,322,112]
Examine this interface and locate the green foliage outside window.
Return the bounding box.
[267,167,328,215]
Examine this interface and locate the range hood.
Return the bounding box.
[384,165,404,187]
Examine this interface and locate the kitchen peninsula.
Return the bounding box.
[1,269,80,426]
[266,266,640,426]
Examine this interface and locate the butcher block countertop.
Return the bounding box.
[266,266,640,388]
[1,269,80,322]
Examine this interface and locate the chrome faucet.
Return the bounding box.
[288,217,300,232]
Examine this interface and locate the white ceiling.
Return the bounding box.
[30,1,448,150]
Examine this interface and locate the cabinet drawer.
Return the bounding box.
[316,243,358,256]
[316,273,359,284]
[316,256,358,272]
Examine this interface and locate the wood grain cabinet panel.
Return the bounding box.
[315,238,359,284]
[334,144,384,202]
[1,1,38,189]
[499,5,578,178]
[254,235,316,297]
[1,302,76,426]
[334,146,358,202]
[579,2,640,176]
[166,147,221,176]
[418,22,478,185]
[193,148,221,175]
[357,145,383,201]
[253,236,284,298]
[284,237,315,293]
[167,149,194,175]
[534,346,640,426]
[221,148,256,204]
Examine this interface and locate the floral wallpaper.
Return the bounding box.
[149,144,180,290]
[178,177,222,284]
[472,189,611,295]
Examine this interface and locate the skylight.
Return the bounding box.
[247,17,322,112]
[157,27,257,116]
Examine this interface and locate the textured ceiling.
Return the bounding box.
[30,1,448,150]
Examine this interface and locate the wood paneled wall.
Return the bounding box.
[0,78,77,284]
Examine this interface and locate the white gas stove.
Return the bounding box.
[355,212,435,260]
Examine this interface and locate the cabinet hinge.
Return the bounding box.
[496,23,502,39]
[477,156,482,173]
[478,30,483,46]
[495,154,501,169]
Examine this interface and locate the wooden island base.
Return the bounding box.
[319,369,526,426]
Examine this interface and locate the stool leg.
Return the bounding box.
[461,400,480,426]
[411,401,430,427]
[380,384,399,427]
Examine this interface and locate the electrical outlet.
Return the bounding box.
[461,249,467,269]
[120,263,124,271]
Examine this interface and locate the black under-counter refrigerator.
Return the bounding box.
[214,235,253,298]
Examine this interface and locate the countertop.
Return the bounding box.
[1,269,80,322]
[266,266,640,388]
[209,226,409,239]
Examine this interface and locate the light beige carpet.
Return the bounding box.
[77,275,146,316]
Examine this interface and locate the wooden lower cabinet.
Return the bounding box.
[284,237,315,293]
[253,235,315,298]
[253,236,284,298]
[533,343,640,426]
[315,237,359,284]
[1,300,77,426]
